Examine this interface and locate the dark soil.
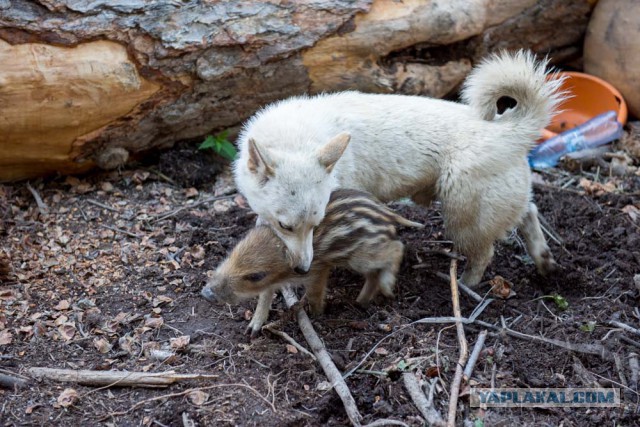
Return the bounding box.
[1,143,639,426]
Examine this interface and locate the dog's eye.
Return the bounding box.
[243,272,267,282]
[278,221,293,232]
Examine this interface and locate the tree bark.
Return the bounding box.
[0,0,594,181]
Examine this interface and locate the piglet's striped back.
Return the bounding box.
[314,189,423,264]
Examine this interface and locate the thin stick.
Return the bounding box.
[281,287,363,426]
[402,373,445,427]
[463,330,488,381]
[152,194,237,222]
[26,182,48,215]
[262,323,317,361]
[628,353,639,390]
[97,224,142,238]
[446,260,468,427]
[435,272,482,303]
[100,382,276,420]
[86,199,119,212]
[609,320,640,337]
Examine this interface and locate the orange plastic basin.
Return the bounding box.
[541,71,628,140]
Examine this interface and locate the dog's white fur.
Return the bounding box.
[234,50,566,285]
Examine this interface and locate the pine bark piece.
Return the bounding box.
[0,0,593,182]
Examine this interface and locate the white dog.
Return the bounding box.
[234,50,565,287]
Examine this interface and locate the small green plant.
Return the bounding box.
[198,131,237,161]
[531,293,569,311]
[579,321,597,333]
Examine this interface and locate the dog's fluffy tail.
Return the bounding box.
[461,50,566,141]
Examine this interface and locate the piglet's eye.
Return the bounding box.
[244,272,267,282]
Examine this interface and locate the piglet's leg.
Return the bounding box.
[246,290,274,338]
[306,268,331,316]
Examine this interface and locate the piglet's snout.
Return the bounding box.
[201,286,217,303]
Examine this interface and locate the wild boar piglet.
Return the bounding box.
[201,189,423,336]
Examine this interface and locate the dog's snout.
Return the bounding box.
[201,287,216,302]
[294,266,310,275]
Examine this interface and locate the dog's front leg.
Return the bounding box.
[519,202,558,276]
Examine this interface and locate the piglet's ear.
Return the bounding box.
[316,132,350,173]
[247,138,275,182]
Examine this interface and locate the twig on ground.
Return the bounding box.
[281,286,362,426]
[100,382,276,420]
[26,182,48,215]
[152,194,237,222]
[402,373,445,427]
[435,272,482,303]
[621,335,640,350]
[262,323,317,361]
[28,367,218,388]
[97,224,142,238]
[446,260,468,427]
[614,354,629,387]
[463,330,488,381]
[628,353,639,390]
[86,198,119,212]
[609,320,640,337]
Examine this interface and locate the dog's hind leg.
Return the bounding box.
[519,202,557,276]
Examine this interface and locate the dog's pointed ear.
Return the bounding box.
[247,138,275,180]
[316,132,350,173]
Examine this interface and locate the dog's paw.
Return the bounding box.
[536,251,558,276]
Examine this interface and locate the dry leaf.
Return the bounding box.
[0,329,13,345]
[144,316,164,329]
[579,178,617,196]
[374,347,389,356]
[489,275,515,299]
[286,344,298,354]
[152,295,173,307]
[190,245,205,260]
[184,188,199,198]
[243,310,253,321]
[316,381,331,391]
[57,322,77,341]
[622,204,640,222]
[187,390,209,406]
[54,300,70,311]
[170,335,191,350]
[425,366,440,378]
[93,337,112,354]
[57,388,79,408]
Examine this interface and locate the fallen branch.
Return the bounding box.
[281,286,363,426]
[86,198,119,212]
[152,194,237,222]
[463,330,488,381]
[0,372,30,389]
[28,368,218,388]
[435,272,483,303]
[446,260,468,427]
[402,373,445,427]
[629,353,639,390]
[97,224,142,238]
[262,322,317,361]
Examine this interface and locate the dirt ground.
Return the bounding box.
[1,139,640,426]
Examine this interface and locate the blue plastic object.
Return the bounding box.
[529,110,623,169]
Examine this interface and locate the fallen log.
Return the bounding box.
[0,0,594,181]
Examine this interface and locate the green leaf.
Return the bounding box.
[580,321,596,333]
[551,294,569,311]
[217,140,238,161]
[474,419,484,427]
[198,135,217,151]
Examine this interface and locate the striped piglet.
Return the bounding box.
[201,189,423,336]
